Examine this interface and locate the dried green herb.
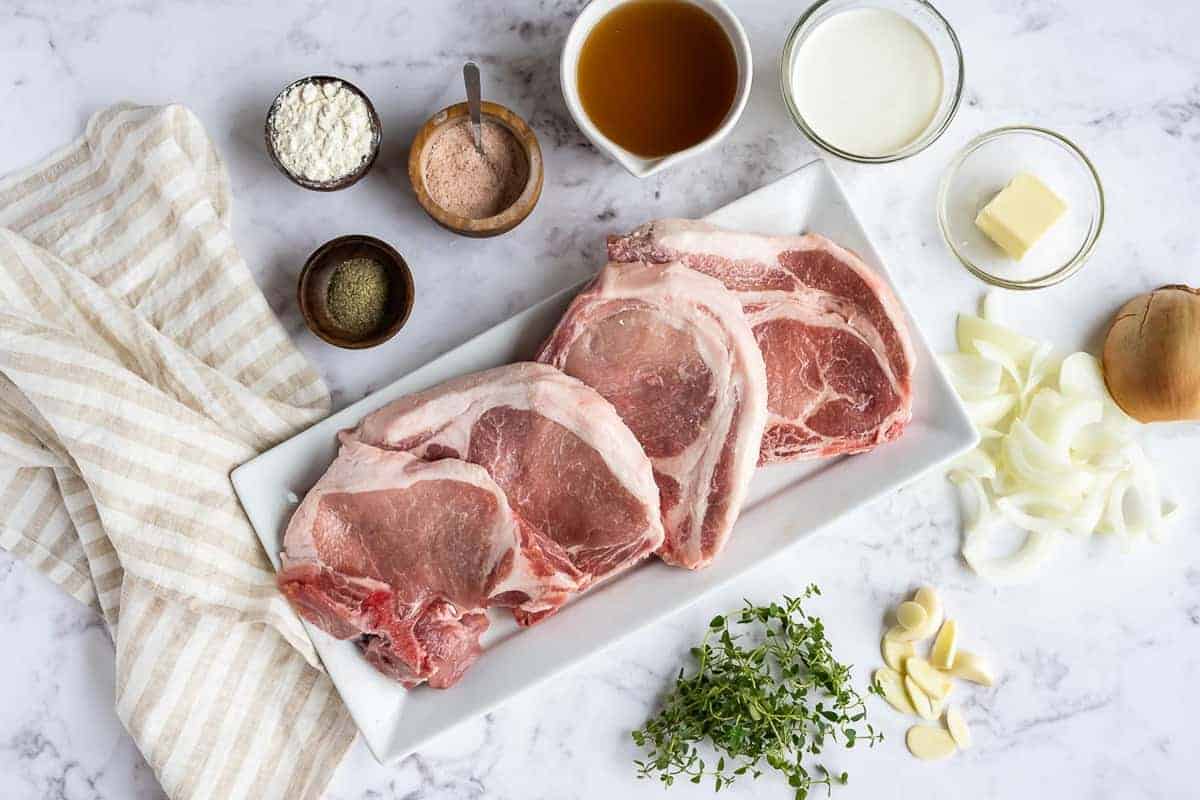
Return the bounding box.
[632,585,883,799]
[327,257,389,337]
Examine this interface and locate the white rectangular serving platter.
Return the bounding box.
[232,159,977,764]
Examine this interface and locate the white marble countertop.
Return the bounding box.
[2,1,1198,798]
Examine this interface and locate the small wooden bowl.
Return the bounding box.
[265,75,382,191]
[297,235,414,349]
[408,101,543,237]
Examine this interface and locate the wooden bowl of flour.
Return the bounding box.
[265,75,382,191]
[408,101,543,237]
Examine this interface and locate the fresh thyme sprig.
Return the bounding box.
[632,585,883,799]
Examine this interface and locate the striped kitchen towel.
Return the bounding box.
[0,103,356,799]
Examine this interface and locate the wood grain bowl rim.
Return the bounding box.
[297,234,414,349]
[408,101,544,237]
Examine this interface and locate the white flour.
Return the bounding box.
[270,79,374,183]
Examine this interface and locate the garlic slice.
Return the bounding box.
[904,675,937,720]
[914,587,943,627]
[896,600,928,631]
[906,725,958,761]
[882,636,916,673]
[907,656,953,700]
[947,650,996,687]
[886,587,945,642]
[945,705,972,749]
[875,667,916,715]
[930,619,958,670]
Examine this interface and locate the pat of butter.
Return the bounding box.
[974,172,1067,259]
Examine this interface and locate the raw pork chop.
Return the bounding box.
[536,262,768,570]
[609,219,915,464]
[277,439,582,688]
[349,363,664,617]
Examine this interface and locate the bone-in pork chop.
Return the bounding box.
[536,262,767,570]
[349,363,664,620]
[609,219,915,464]
[277,440,582,688]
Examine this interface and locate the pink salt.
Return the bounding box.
[423,119,529,219]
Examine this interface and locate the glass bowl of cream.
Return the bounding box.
[780,0,963,163]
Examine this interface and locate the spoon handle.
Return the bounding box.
[463,62,483,154]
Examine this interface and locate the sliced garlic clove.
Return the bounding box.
[875,667,916,715]
[906,725,958,761]
[907,656,954,700]
[886,587,944,642]
[885,623,924,643]
[914,586,944,628]
[930,619,958,669]
[945,705,972,749]
[882,636,916,672]
[949,650,996,687]
[904,674,937,720]
[896,600,928,631]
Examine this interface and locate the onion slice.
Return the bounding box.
[944,295,1177,583]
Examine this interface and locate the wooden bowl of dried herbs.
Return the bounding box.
[298,235,413,349]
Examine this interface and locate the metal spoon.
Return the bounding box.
[463,61,484,155]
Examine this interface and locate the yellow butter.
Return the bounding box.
[975,172,1067,259]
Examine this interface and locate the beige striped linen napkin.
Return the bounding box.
[0,103,356,799]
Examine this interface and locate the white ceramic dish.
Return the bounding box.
[559,0,753,178]
[232,159,978,764]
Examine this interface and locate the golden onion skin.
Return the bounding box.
[1102,285,1200,423]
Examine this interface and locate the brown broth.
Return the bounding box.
[576,1,738,159]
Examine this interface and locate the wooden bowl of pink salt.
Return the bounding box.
[409,101,543,237]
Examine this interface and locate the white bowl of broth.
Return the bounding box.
[561,0,752,178]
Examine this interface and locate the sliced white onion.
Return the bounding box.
[1024,389,1102,459]
[1126,444,1165,541]
[1059,352,1107,399]
[981,290,1006,324]
[1060,352,1138,436]
[972,339,1025,392]
[948,469,995,538]
[940,353,1003,400]
[1001,421,1093,496]
[962,529,1058,586]
[997,493,1076,536]
[943,296,1177,584]
[968,394,1017,428]
[956,313,1039,366]
[1023,343,1058,400]
[1069,470,1118,536]
[951,448,997,480]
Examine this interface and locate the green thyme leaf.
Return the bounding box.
[631,585,881,797]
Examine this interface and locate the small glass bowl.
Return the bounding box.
[780,0,964,163]
[937,126,1105,290]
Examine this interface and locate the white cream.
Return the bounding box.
[791,8,943,157]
